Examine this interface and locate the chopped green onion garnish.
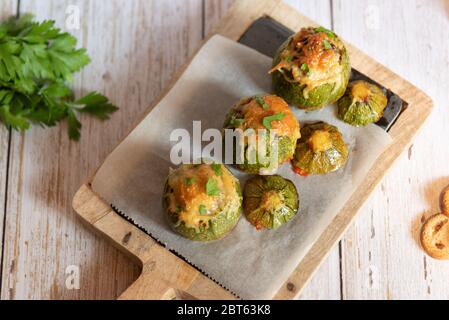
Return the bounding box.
[206,178,221,196]
[263,112,286,130]
[314,26,336,39]
[199,204,207,215]
[300,63,312,76]
[255,95,270,110]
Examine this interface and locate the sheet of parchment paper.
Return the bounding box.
[91,35,392,299]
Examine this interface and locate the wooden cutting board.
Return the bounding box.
[72,0,432,300]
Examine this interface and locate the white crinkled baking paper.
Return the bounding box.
[91,35,392,299]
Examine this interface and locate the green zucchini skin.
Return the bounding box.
[223,95,300,174]
[163,164,242,242]
[271,30,351,110]
[338,80,388,126]
[292,122,349,175]
[232,134,296,174]
[165,191,241,242]
[243,175,299,230]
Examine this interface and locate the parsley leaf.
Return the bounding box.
[206,178,221,196]
[263,112,286,130]
[255,95,270,110]
[0,15,118,140]
[0,103,30,131]
[185,177,195,186]
[67,108,82,141]
[322,39,332,50]
[76,92,118,120]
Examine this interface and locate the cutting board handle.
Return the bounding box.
[73,184,235,300]
[119,274,196,300]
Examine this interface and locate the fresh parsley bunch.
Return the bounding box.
[0,14,118,140]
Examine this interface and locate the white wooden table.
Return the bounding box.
[0,0,448,300]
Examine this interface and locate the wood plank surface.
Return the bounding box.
[333,0,449,299]
[1,0,336,301]
[0,0,18,296]
[205,0,236,35]
[1,0,203,299]
[0,0,447,300]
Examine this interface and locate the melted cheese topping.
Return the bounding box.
[270,28,345,99]
[259,191,284,211]
[295,31,337,70]
[233,95,300,140]
[167,164,238,230]
[308,130,333,152]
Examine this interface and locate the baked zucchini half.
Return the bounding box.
[270,26,351,110]
[291,122,348,175]
[163,163,242,242]
[338,80,388,126]
[223,94,300,174]
[243,175,299,230]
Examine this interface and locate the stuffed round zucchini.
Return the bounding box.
[223,94,300,174]
[270,26,351,110]
[243,175,299,230]
[338,80,388,126]
[163,163,242,242]
[291,122,348,175]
